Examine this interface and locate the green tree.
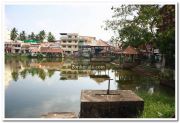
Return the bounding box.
[10,27,18,41]
[35,34,40,41]
[19,31,27,41]
[47,32,55,42]
[104,5,175,68]
[104,5,160,48]
[47,69,55,77]
[38,30,46,42]
[27,34,31,40]
[11,71,19,81]
[30,32,36,40]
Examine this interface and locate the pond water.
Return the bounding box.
[5,57,175,118]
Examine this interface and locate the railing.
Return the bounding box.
[60,37,79,40]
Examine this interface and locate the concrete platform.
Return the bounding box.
[80,90,144,118]
[41,112,77,118]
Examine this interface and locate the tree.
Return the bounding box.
[104,5,160,48]
[19,31,27,41]
[27,35,31,40]
[10,27,18,41]
[156,5,175,68]
[104,5,175,68]
[35,34,40,41]
[30,32,36,40]
[47,32,55,42]
[38,30,46,42]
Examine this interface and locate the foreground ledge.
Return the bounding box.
[41,112,77,118]
[80,90,144,118]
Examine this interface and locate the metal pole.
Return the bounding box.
[107,79,113,95]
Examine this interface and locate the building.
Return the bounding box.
[90,39,111,57]
[78,36,96,57]
[21,43,31,54]
[60,33,79,56]
[5,41,22,54]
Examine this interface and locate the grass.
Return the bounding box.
[137,91,175,118]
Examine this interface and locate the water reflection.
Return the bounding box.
[5,57,175,118]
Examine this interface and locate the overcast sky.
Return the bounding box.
[5,3,116,41]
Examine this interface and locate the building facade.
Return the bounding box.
[60,33,79,56]
[78,36,96,57]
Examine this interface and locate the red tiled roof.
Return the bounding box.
[40,47,63,53]
[91,39,110,47]
[123,46,139,55]
[31,48,39,53]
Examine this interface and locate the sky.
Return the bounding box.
[5,3,116,41]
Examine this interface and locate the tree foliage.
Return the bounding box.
[30,32,36,40]
[38,30,46,42]
[19,31,27,41]
[104,5,161,48]
[10,27,18,41]
[47,32,55,42]
[104,5,175,67]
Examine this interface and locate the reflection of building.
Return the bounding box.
[60,59,95,80]
[30,62,64,70]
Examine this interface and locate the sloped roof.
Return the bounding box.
[40,47,63,53]
[90,39,110,47]
[30,47,39,53]
[123,46,139,55]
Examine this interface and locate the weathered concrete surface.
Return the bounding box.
[80,90,144,118]
[41,112,77,118]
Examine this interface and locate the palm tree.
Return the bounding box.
[19,30,27,41]
[10,27,18,41]
[47,32,55,42]
[30,32,36,40]
[39,30,46,42]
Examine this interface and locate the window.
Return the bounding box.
[68,46,71,48]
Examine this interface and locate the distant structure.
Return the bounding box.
[59,33,79,56]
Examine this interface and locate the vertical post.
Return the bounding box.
[107,79,113,95]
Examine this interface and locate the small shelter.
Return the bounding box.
[123,46,139,62]
[90,39,111,57]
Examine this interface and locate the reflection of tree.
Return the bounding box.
[38,69,46,80]
[19,68,47,81]
[11,71,19,81]
[116,69,159,92]
[47,69,55,78]
[20,69,28,79]
[28,68,38,76]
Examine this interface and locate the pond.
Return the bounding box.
[5,57,175,118]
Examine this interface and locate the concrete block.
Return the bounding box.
[80,90,144,118]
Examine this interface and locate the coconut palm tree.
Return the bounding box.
[10,27,18,41]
